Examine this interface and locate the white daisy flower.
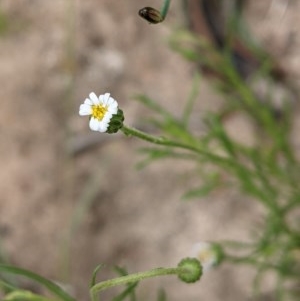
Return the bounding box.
[79,92,118,132]
[190,242,220,273]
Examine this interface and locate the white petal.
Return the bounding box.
[102,93,111,105]
[98,122,108,132]
[89,117,100,131]
[89,92,99,105]
[109,100,118,108]
[79,104,92,116]
[84,98,93,105]
[99,94,104,104]
[102,113,113,123]
[107,97,118,107]
[108,98,118,108]
[108,108,118,115]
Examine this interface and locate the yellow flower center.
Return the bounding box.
[92,104,108,121]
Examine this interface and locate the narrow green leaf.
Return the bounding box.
[112,266,137,301]
[134,95,173,119]
[183,173,221,200]
[0,265,75,301]
[183,184,215,200]
[113,266,128,277]
[3,290,52,301]
[137,147,196,169]
[182,72,201,126]
[112,281,138,301]
[90,264,105,288]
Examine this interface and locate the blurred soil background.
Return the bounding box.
[0,1,299,300]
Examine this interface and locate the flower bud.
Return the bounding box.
[138,7,164,24]
[177,257,202,283]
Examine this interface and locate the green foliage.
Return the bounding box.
[0,265,76,301]
[1,3,299,301]
[134,28,300,300]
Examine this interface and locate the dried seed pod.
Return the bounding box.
[138,7,164,24]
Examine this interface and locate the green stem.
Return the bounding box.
[121,124,199,153]
[90,267,178,301]
[160,0,171,19]
[121,124,248,168]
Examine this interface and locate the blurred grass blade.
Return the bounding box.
[135,95,173,119]
[0,265,75,301]
[0,239,18,291]
[182,72,201,126]
[0,9,9,35]
[183,185,216,200]
[0,279,17,291]
[204,113,236,157]
[169,29,203,62]
[157,288,167,301]
[169,29,223,72]
[112,281,138,301]
[137,147,196,169]
[3,290,53,301]
[183,173,221,200]
[113,266,128,277]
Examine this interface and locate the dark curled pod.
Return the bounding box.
[138,7,164,24]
